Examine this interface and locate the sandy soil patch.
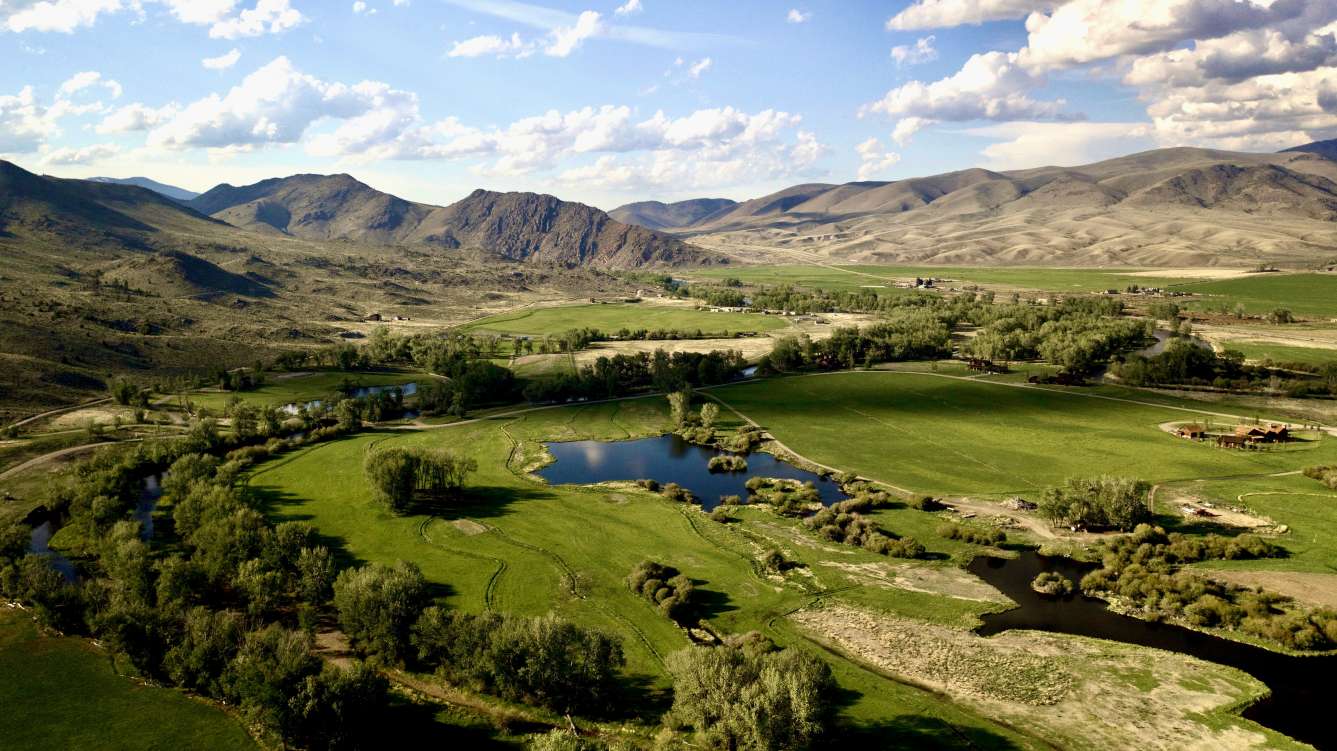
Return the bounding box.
[1201,569,1337,611]
[451,519,488,536]
[1158,488,1277,530]
[1126,268,1259,280]
[49,405,136,430]
[793,604,1283,750]
[819,561,1011,604]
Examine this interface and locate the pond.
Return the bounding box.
[25,475,163,582]
[968,551,1334,749]
[135,474,164,542]
[282,382,417,415]
[536,433,847,510]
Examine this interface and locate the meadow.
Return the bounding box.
[707,370,1337,498]
[0,610,255,751]
[1177,273,1337,319]
[1221,340,1337,367]
[457,303,790,337]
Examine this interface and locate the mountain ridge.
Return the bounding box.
[88,176,199,202]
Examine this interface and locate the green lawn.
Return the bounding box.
[708,371,1336,498]
[1221,340,1337,367]
[1176,273,1337,320]
[457,303,789,337]
[185,370,422,412]
[691,264,1190,294]
[0,611,256,751]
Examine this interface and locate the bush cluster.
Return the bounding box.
[1031,572,1074,596]
[804,508,925,559]
[1303,465,1337,490]
[1082,525,1337,650]
[363,446,477,513]
[745,477,821,516]
[1038,476,1151,531]
[937,522,1006,546]
[707,455,748,473]
[626,560,698,623]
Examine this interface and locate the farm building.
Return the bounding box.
[1234,424,1290,443]
[1176,424,1207,440]
[1217,434,1251,449]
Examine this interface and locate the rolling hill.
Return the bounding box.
[88,176,199,202]
[609,198,737,230]
[188,174,712,268]
[652,146,1337,267]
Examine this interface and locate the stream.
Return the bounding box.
[968,551,1334,749]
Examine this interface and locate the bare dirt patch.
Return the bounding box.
[819,561,1011,604]
[1202,569,1337,611]
[793,604,1286,750]
[451,519,488,536]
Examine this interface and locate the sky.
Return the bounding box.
[1,0,1335,210]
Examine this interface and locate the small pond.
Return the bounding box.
[282,382,417,415]
[969,551,1334,749]
[537,433,847,510]
[25,475,163,581]
[28,518,76,581]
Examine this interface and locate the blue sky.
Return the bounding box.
[2,0,1334,209]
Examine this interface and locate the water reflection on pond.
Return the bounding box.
[282,382,417,415]
[537,433,846,510]
[969,551,1334,749]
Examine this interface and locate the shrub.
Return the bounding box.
[707,455,748,473]
[1039,476,1151,531]
[333,561,428,663]
[627,560,698,623]
[1030,572,1073,596]
[937,522,1006,546]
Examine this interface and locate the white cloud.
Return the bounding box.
[41,142,121,164]
[145,57,406,151]
[206,0,303,39]
[891,35,938,67]
[1,0,125,33]
[96,102,177,133]
[202,48,242,70]
[855,136,901,180]
[862,51,1070,145]
[0,86,57,153]
[58,70,121,99]
[352,1,375,14]
[156,0,235,25]
[614,0,641,16]
[892,116,931,146]
[688,57,711,79]
[546,9,600,57]
[786,8,810,23]
[448,32,533,58]
[964,121,1154,169]
[888,0,1051,31]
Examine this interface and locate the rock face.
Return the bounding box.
[189,175,712,268]
[609,198,738,230]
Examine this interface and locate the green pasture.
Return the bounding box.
[1177,274,1337,320]
[457,303,789,337]
[691,264,1190,294]
[246,398,1039,745]
[184,370,422,412]
[707,371,1336,498]
[1222,340,1337,367]
[0,610,256,751]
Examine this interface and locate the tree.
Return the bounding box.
[1038,476,1151,531]
[165,607,244,697]
[668,389,692,428]
[363,447,418,512]
[667,638,836,751]
[223,625,321,741]
[287,662,389,751]
[1268,308,1295,325]
[333,561,427,662]
[699,402,720,430]
[297,546,336,604]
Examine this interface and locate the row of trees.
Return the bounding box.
[521,349,747,403]
[1114,339,1337,397]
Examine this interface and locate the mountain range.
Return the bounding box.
[611,145,1337,267]
[88,176,200,202]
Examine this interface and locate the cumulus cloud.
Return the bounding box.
[614,0,641,16]
[688,57,712,79]
[964,121,1154,168]
[96,102,177,133]
[448,32,533,58]
[41,142,121,164]
[862,51,1071,145]
[546,9,600,57]
[143,57,405,151]
[786,9,810,23]
[0,86,57,153]
[58,70,121,99]
[891,35,937,67]
[1,0,125,33]
[206,0,302,39]
[888,0,1051,31]
[352,1,373,13]
[202,48,242,70]
[855,136,900,180]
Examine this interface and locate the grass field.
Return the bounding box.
[708,371,1337,499]
[246,400,1045,747]
[691,264,1191,294]
[457,303,789,337]
[1222,340,1337,367]
[1177,274,1337,320]
[185,370,422,412]
[0,610,255,751]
